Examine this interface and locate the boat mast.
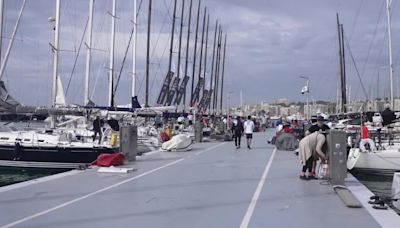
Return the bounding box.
[168,0,177,73]
[220,34,227,113]
[209,20,218,110]
[145,0,152,107]
[52,0,60,108]
[203,14,209,93]
[197,7,206,94]
[340,24,346,110]
[0,0,26,81]
[386,0,394,108]
[336,13,346,113]
[132,0,137,99]
[213,26,222,112]
[191,0,200,106]
[183,0,193,109]
[108,0,116,107]
[0,0,3,63]
[177,0,185,90]
[84,0,94,106]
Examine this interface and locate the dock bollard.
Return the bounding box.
[194,120,203,143]
[120,125,138,161]
[327,130,347,185]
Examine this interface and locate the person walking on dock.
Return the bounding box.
[232,116,244,149]
[244,115,255,149]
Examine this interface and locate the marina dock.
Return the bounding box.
[0,131,399,227]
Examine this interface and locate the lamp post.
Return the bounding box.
[227,91,233,129]
[300,76,310,120]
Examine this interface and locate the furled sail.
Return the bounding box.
[0,80,21,112]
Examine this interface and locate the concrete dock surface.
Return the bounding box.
[0,131,399,228]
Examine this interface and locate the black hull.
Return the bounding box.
[0,113,48,121]
[0,145,117,169]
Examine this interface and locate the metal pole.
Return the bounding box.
[340,24,347,112]
[306,79,310,120]
[177,0,185,84]
[209,20,218,110]
[145,0,152,107]
[191,0,201,106]
[386,0,394,108]
[50,0,60,129]
[132,0,137,98]
[84,0,94,106]
[108,0,116,107]
[52,0,60,107]
[183,0,193,109]
[0,0,26,81]
[203,14,209,94]
[168,0,177,73]
[219,34,227,113]
[213,27,222,112]
[227,92,231,128]
[197,7,206,93]
[337,13,344,113]
[0,0,3,64]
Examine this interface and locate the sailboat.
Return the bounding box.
[0,0,117,169]
[347,0,400,172]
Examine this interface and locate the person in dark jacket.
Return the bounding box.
[382,104,396,126]
[382,104,396,145]
[232,116,244,149]
[93,116,104,143]
[306,115,330,135]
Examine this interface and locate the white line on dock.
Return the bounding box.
[195,142,226,155]
[240,147,277,228]
[1,142,225,228]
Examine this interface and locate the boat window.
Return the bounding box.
[38,139,45,142]
[23,139,31,142]
[15,138,22,141]
[0,137,9,140]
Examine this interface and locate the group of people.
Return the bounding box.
[231,116,255,149]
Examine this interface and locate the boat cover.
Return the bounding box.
[92,153,124,167]
[275,133,299,151]
[162,134,192,151]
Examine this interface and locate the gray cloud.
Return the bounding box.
[1,0,399,108]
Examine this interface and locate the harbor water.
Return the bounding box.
[0,168,69,187]
[351,169,394,198]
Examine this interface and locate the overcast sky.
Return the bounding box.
[2,0,400,107]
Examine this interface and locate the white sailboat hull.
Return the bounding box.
[347,148,400,171]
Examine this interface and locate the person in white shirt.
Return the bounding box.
[177,115,185,125]
[187,113,193,125]
[244,115,255,149]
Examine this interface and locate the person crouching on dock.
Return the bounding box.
[298,131,328,180]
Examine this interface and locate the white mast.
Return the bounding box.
[0,0,27,80]
[108,0,116,107]
[386,0,394,108]
[84,0,94,106]
[132,0,137,100]
[0,0,3,63]
[52,0,61,107]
